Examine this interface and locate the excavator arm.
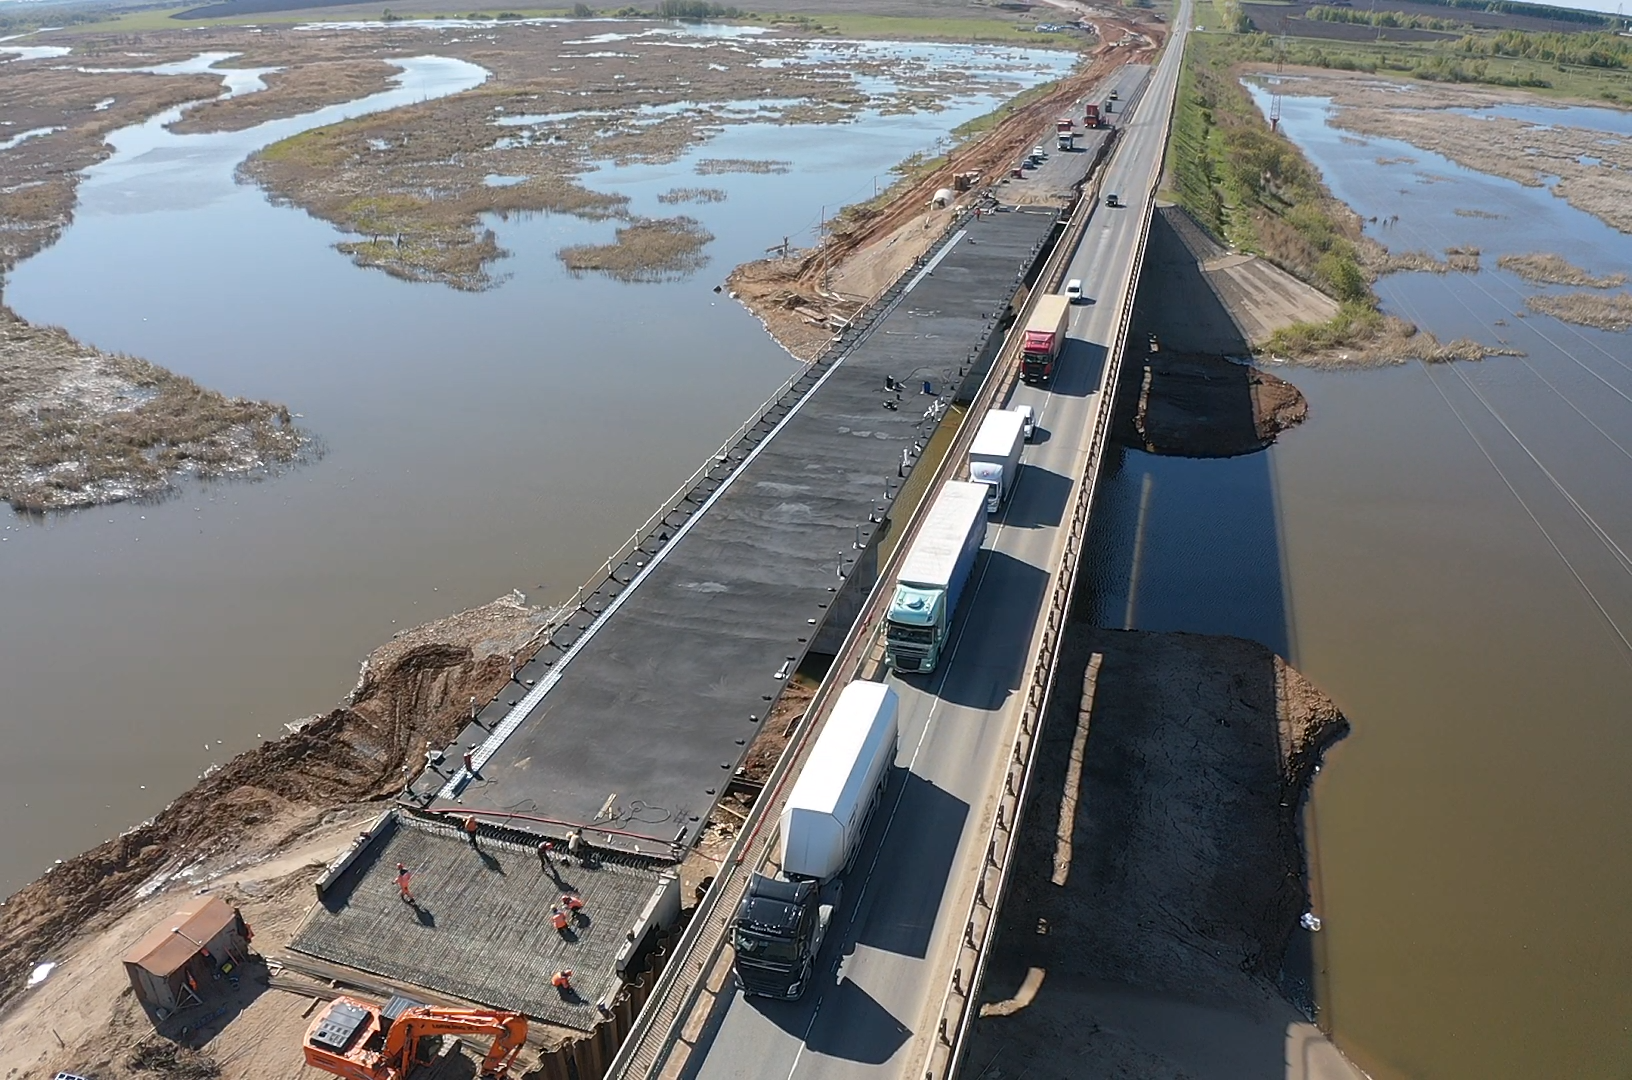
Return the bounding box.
[385,1008,529,1078]
[304,995,529,1080]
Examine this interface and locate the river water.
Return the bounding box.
[1086,87,1632,1079]
[0,33,1074,897]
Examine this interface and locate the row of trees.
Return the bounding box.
[1452,28,1632,69]
[1304,6,1466,32]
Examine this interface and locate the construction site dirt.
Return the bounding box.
[965,629,1359,1080]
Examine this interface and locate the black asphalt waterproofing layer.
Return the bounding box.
[414,208,1066,855]
[400,205,1081,863]
[291,815,670,1029]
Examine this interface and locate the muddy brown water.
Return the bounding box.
[1084,89,1632,1079]
[0,37,1074,900]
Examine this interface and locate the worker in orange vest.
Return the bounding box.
[464,814,480,848]
[561,893,585,920]
[395,863,415,904]
[552,969,573,990]
[550,906,570,933]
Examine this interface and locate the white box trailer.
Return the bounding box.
[781,681,900,881]
[885,480,988,673]
[968,408,1027,514]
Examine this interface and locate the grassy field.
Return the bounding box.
[1207,29,1632,103]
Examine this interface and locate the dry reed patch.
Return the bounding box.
[1498,252,1626,288]
[558,216,714,282]
[657,186,728,204]
[1526,291,1632,331]
[0,308,304,511]
[695,158,792,175]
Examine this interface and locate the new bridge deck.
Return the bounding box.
[405,203,1081,857]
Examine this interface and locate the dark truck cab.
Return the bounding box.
[730,874,840,1000]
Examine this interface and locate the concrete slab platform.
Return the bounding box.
[413,207,1062,856]
[289,814,671,1030]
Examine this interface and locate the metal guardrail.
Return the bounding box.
[928,51,1187,1080]
[605,207,1084,1080]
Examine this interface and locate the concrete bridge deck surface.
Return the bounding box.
[419,206,1076,857]
[290,813,671,1029]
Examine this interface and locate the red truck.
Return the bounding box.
[1083,103,1102,129]
[1021,294,1071,384]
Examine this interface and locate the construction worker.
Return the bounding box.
[464,814,480,848]
[550,906,570,934]
[538,839,554,871]
[462,747,476,775]
[396,863,415,904]
[561,892,585,914]
[551,969,573,991]
[566,828,584,862]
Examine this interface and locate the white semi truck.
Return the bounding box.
[967,408,1027,515]
[730,682,900,1000]
[884,480,988,674]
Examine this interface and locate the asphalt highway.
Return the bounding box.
[684,15,1190,1078]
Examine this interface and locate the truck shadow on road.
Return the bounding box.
[1051,339,1106,398]
[1002,465,1071,530]
[917,550,1048,711]
[849,770,970,961]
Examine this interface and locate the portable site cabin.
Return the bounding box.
[122,896,251,1016]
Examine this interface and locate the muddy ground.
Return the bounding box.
[0,593,554,1077]
[1268,69,1632,236]
[966,629,1359,1080]
[1129,352,1308,457]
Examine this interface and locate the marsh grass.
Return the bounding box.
[1498,252,1626,289]
[558,216,714,282]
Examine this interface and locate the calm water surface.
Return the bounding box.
[0,35,1073,897]
[1085,88,1632,1078]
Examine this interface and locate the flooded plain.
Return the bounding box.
[1086,87,1632,1078]
[0,32,1074,896]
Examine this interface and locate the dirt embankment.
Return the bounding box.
[968,629,1359,1080]
[1131,353,1308,456]
[0,594,552,1011]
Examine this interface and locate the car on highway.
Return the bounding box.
[1105,193,1121,207]
[1015,404,1036,441]
[1065,278,1083,303]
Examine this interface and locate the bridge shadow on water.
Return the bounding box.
[959,208,1339,1076]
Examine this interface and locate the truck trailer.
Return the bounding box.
[885,481,988,673]
[1083,102,1102,129]
[730,681,899,1000]
[1021,294,1071,384]
[968,408,1027,515]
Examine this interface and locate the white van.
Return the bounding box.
[1065,278,1083,303]
[1014,404,1036,442]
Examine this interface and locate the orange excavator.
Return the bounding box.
[303,994,528,1080]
